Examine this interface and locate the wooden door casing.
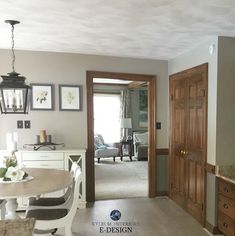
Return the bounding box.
[169,64,208,226]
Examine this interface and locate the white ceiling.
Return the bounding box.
[0,0,235,60]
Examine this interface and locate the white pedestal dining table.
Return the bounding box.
[0,168,73,219]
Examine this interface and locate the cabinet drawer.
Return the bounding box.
[219,179,235,201]
[22,152,64,161]
[22,161,64,169]
[218,212,235,236]
[219,194,235,220]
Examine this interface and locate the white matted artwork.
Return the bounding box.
[31,84,54,110]
[59,85,81,111]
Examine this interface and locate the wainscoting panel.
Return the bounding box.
[156,153,169,195]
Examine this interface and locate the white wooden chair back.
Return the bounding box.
[70,162,78,175]
[33,165,82,236]
[66,166,82,218]
[63,162,80,201]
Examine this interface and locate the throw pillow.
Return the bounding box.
[134,132,148,145]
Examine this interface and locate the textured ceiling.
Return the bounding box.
[0,0,235,60]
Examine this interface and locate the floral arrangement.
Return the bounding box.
[0,154,27,182]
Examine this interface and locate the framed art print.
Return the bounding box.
[31,84,54,110]
[59,85,81,111]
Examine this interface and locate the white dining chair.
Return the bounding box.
[26,167,82,236]
[27,162,79,207]
[0,200,6,220]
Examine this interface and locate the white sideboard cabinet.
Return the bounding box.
[0,149,86,210]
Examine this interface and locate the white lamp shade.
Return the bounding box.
[120,118,132,129]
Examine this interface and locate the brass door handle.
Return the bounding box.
[180,150,187,156]
[223,187,230,193]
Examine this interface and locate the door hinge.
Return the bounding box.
[201,203,204,211]
[170,94,174,100]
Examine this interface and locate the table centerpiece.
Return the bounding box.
[0,153,30,182]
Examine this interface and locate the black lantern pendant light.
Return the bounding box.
[0,20,31,114]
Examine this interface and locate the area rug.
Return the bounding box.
[95,157,148,200]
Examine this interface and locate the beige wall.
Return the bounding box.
[168,36,218,165]
[216,37,235,165]
[0,49,168,149]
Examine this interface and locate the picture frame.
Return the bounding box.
[139,89,148,127]
[30,83,54,110]
[59,85,81,111]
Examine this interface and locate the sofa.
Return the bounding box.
[133,131,148,161]
[94,134,119,163]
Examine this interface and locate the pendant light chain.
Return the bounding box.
[11,23,16,73]
[0,20,31,114]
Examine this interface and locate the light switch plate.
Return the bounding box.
[156,122,161,129]
[17,120,23,129]
[24,120,31,129]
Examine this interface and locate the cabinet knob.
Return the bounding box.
[223,203,229,209]
[223,222,228,228]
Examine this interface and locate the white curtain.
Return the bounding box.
[94,93,121,143]
[120,89,131,119]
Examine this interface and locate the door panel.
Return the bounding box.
[186,72,206,223]
[170,64,208,225]
[170,78,186,207]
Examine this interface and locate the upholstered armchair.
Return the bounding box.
[94,134,119,163]
[133,131,148,161]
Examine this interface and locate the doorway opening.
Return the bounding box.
[93,82,148,200]
[86,71,156,202]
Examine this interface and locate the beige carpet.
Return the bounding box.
[95,157,148,200]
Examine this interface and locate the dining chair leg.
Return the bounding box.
[0,205,6,220]
[5,198,18,219]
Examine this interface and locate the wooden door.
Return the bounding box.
[169,64,208,225]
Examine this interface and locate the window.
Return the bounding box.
[94,93,121,143]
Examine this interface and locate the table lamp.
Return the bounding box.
[120,118,132,141]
